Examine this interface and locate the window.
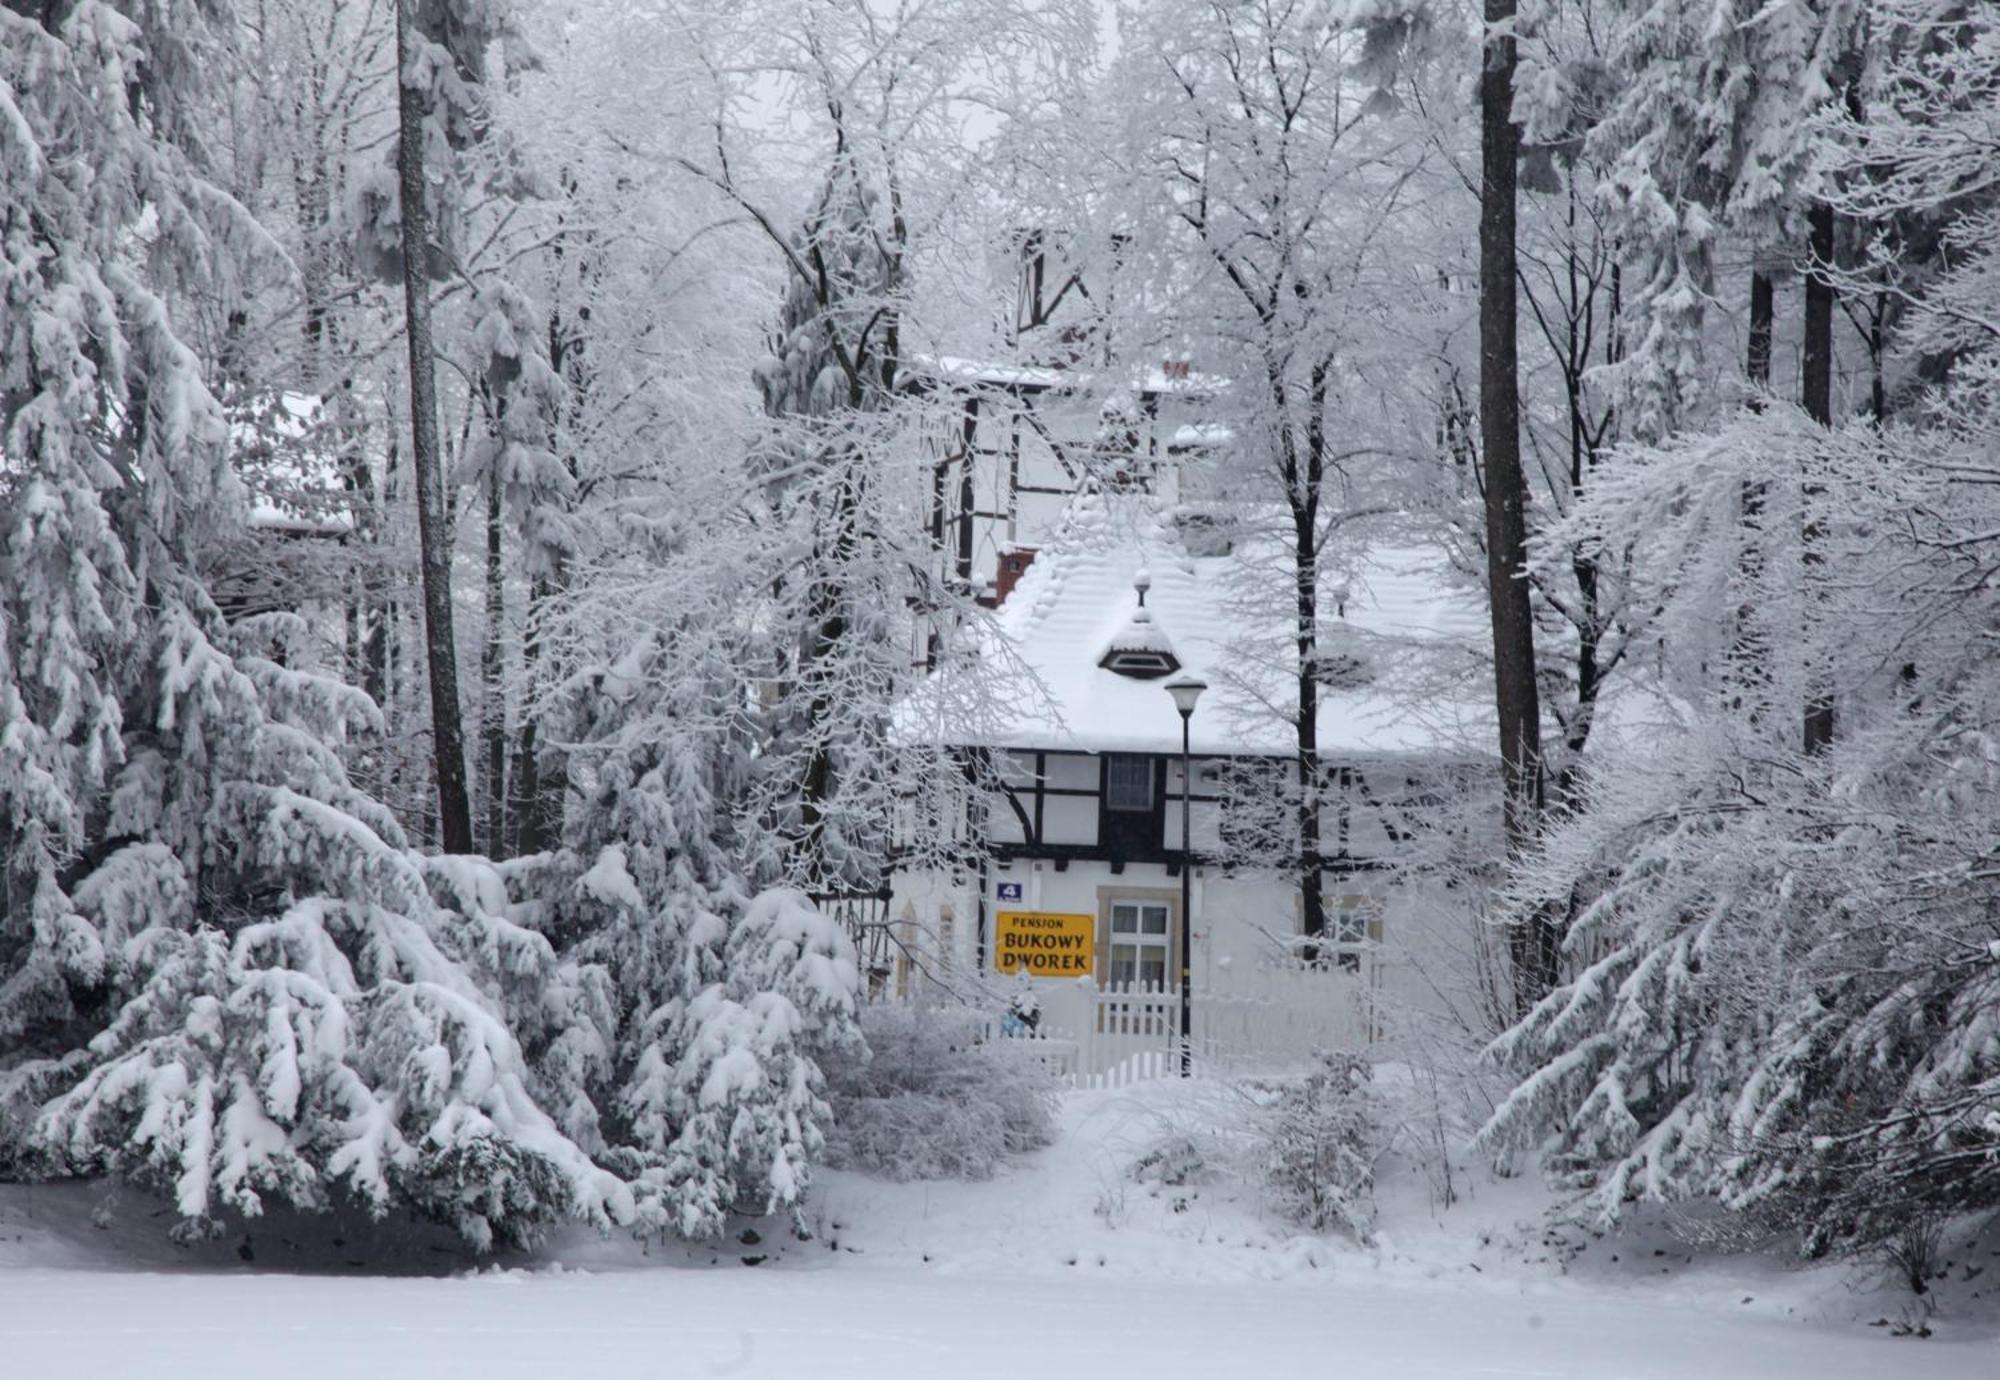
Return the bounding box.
[1106,755,1154,812]
[1100,648,1178,677]
[1108,899,1171,990]
[1328,895,1382,973]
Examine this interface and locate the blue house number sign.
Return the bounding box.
[996,882,1023,902]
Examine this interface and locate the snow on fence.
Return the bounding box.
[1009,960,1379,1089]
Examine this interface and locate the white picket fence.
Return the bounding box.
[1007,961,1379,1089]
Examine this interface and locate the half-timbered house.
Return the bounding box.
[889,484,1492,1054]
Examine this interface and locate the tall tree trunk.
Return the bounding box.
[1295,358,1330,945]
[482,433,507,857]
[1735,268,1775,712]
[1294,503,1324,944]
[510,571,557,855]
[395,0,473,854]
[799,463,860,888]
[1748,270,1774,390]
[1480,0,1552,1012]
[1802,203,1836,756]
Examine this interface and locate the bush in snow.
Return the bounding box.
[821,1004,1058,1182]
[20,768,630,1251]
[1253,1053,1384,1241]
[617,888,864,1239]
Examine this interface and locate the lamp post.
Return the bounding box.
[1164,675,1206,1077]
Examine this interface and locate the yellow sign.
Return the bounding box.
[994,910,1094,977]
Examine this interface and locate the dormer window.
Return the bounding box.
[1100,648,1179,678]
[1098,571,1183,679]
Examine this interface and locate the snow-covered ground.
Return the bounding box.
[4,1081,1995,1379]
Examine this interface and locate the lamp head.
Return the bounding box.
[1164,675,1207,720]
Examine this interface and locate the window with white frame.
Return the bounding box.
[1108,898,1171,989]
[1329,894,1381,972]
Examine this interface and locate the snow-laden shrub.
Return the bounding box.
[1131,1134,1209,1188]
[1253,1053,1384,1241]
[821,1004,1058,1182]
[621,888,864,1239]
[24,793,631,1252]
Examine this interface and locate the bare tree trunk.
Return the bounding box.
[1295,358,1330,945]
[1481,0,1552,1012]
[482,434,507,856]
[1802,202,1836,756]
[799,463,859,888]
[1748,270,1774,390]
[1295,501,1324,943]
[1735,268,1775,713]
[510,570,557,855]
[395,0,473,854]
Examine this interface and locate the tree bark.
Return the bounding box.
[1735,269,1775,712]
[510,571,558,856]
[1295,358,1330,945]
[482,428,507,856]
[1803,209,1834,426]
[1481,0,1553,1011]
[1802,202,1836,756]
[1748,270,1774,390]
[395,0,473,854]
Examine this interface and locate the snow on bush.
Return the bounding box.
[621,889,864,1239]
[822,1004,1058,1182]
[27,789,631,1252]
[1251,1053,1385,1241]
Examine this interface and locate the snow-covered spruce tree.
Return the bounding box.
[522,499,871,1239]
[1555,0,1868,437]
[1480,4,2000,1248]
[0,1,624,1249]
[659,0,1081,896]
[621,889,864,1239]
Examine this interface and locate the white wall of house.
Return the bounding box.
[888,853,1480,1056]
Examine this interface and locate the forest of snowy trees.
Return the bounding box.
[1,0,1997,1276]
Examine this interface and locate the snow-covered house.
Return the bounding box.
[890,485,1492,1054]
[878,233,1498,1059]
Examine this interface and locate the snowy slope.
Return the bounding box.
[2,1080,1995,1378]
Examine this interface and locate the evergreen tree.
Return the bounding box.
[0,0,623,1249]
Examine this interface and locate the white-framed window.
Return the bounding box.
[1108,898,1172,989]
[1329,894,1382,973]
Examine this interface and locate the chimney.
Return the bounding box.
[993,547,1038,606]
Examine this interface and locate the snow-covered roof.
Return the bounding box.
[914,354,1072,391]
[952,492,1495,759]
[1168,422,1232,450]
[908,354,1226,399]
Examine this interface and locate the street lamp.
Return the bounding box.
[1163,675,1206,1077]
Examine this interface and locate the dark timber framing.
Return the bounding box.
[970,746,1429,876]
